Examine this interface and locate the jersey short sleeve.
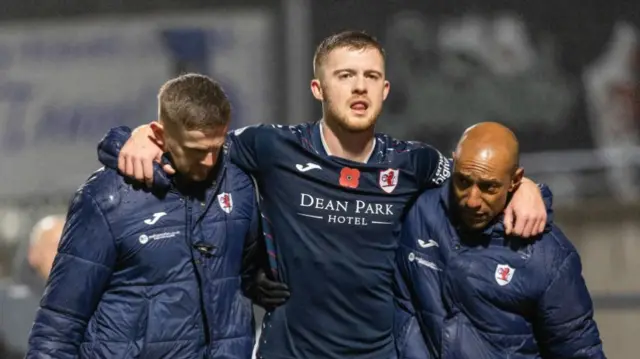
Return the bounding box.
[227,124,277,173]
[408,144,452,189]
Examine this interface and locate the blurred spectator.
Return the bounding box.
[0,215,65,356]
[22,215,65,290]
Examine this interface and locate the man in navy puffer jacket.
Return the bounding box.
[397,122,605,359]
[27,74,265,359]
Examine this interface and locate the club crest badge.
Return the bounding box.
[495,264,515,286]
[379,168,399,193]
[217,193,233,214]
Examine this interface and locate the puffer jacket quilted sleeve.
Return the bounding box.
[27,185,117,358]
[534,234,606,359]
[395,188,446,359]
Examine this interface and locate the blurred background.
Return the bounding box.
[0,0,637,358]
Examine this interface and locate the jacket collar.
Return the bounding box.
[152,142,229,196]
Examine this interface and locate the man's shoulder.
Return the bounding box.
[374,133,434,152]
[229,123,309,139]
[227,122,321,163]
[79,167,122,199]
[374,133,445,168]
[76,167,159,215]
[404,186,447,224]
[542,225,578,256]
[531,224,579,273]
[414,186,446,207]
[224,161,255,192]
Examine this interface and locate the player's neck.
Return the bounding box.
[320,119,375,163]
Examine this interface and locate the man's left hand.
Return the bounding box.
[504,178,546,238]
[254,270,290,309]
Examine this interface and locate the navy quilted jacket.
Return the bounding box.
[396,182,605,359]
[27,127,257,359]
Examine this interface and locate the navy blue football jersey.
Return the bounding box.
[229,121,450,359]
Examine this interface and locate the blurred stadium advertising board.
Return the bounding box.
[0,11,275,198]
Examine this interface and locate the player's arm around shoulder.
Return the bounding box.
[227,123,294,173]
[400,141,451,190]
[97,125,169,187]
[97,126,133,170]
[503,179,552,239]
[27,179,118,359]
[533,226,606,359]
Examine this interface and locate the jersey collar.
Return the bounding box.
[313,119,378,163]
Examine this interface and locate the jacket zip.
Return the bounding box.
[185,166,227,350]
[185,196,212,346]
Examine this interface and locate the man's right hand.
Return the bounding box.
[117,124,175,187]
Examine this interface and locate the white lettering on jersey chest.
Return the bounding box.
[297,193,395,226]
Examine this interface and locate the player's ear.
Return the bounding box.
[310,78,323,101]
[382,80,390,101]
[509,167,524,192]
[149,121,165,147]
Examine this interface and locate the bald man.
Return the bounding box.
[395,123,605,359]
